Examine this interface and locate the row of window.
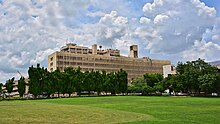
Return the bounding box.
[54,67,162,77]
[56,55,162,65]
[57,61,162,70]
[57,56,83,60]
[57,59,160,67]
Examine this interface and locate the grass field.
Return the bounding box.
[0,96,220,124]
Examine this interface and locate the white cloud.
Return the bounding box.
[99,11,128,26]
[143,0,165,14]
[192,0,216,18]
[86,11,106,17]
[182,41,220,61]
[212,34,220,41]
[0,0,93,82]
[95,11,129,47]
[139,0,217,54]
[153,14,169,24]
[30,48,57,65]
[139,17,151,24]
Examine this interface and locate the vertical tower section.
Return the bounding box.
[48,52,57,72]
[130,45,138,58]
[92,44,97,54]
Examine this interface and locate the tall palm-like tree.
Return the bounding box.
[5,77,15,99]
[18,77,26,98]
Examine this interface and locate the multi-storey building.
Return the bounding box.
[48,43,171,82]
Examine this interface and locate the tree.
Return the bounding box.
[52,69,64,98]
[107,72,117,95]
[142,85,153,95]
[83,71,93,96]
[102,70,111,95]
[63,67,76,97]
[173,58,220,95]
[5,77,15,98]
[18,77,26,98]
[75,67,83,96]
[168,74,186,93]
[0,83,3,99]
[198,74,218,96]
[176,62,185,74]
[94,71,102,96]
[153,84,164,93]
[117,69,128,94]
[129,73,164,95]
[128,77,144,94]
[143,73,163,87]
[0,83,3,94]
[43,70,54,98]
[127,85,142,94]
[28,64,44,98]
[217,74,220,94]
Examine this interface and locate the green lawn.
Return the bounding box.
[0,96,220,124]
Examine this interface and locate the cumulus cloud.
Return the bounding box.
[95,11,129,47]
[99,11,128,25]
[153,14,169,24]
[0,0,93,81]
[139,17,151,24]
[182,41,220,61]
[139,0,217,55]
[212,34,220,41]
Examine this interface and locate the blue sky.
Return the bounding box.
[0,0,220,82]
[201,0,220,16]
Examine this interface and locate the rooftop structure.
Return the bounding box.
[60,43,120,57]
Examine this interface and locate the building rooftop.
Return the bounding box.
[60,43,121,57]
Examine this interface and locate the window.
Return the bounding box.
[77,62,82,66]
[57,56,63,60]
[76,57,82,60]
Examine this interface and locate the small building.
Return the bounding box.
[2,78,29,97]
[11,78,29,97]
[163,65,176,78]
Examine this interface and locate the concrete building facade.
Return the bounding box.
[48,43,171,82]
[163,65,176,78]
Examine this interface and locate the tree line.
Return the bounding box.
[27,64,128,98]
[129,58,220,96]
[127,73,164,95]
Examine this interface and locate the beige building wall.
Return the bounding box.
[48,52,58,72]
[48,44,171,82]
[163,65,176,78]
